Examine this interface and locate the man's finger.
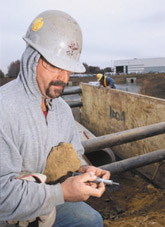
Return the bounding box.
[87,182,105,198]
[78,172,97,183]
[102,171,110,180]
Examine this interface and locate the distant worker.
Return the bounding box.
[97,73,116,89]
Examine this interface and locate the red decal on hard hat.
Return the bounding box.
[69,42,79,51]
[67,42,79,56]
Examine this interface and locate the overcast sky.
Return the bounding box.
[1,0,165,73]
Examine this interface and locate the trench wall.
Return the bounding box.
[80,83,165,188]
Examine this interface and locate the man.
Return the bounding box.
[0,10,110,227]
[97,73,116,88]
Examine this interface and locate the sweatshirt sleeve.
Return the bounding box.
[0,125,64,221]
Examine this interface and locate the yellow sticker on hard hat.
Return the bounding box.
[32,17,44,31]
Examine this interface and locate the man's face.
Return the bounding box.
[36,58,70,99]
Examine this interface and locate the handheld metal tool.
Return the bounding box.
[72,172,120,186]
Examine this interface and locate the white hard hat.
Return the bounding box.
[23,10,85,73]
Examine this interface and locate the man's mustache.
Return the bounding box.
[49,80,67,87]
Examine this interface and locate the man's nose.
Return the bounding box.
[57,70,70,84]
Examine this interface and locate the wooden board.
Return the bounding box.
[80,83,165,188]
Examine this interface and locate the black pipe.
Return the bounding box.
[82,122,165,153]
[100,149,165,174]
[69,102,83,108]
[62,87,82,95]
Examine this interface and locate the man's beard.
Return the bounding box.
[46,80,67,98]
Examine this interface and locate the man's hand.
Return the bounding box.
[61,172,105,202]
[78,165,110,181]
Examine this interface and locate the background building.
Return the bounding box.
[114,57,165,74]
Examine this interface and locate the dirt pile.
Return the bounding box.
[87,171,165,227]
[140,74,165,99]
[44,143,81,183]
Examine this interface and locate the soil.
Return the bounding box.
[140,74,165,99]
[86,171,165,227]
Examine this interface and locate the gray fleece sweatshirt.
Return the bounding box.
[0,46,85,223]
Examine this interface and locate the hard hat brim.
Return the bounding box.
[23,37,85,73]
